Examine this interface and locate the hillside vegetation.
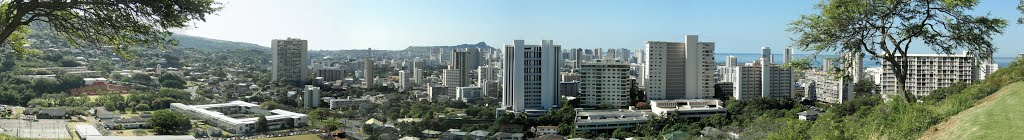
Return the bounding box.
[741,57,1024,139]
[919,82,1024,139]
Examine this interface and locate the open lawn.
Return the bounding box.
[921,82,1024,140]
[254,134,323,140]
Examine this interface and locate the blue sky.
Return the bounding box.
[179,0,1024,57]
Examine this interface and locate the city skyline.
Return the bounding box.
[179,0,1024,56]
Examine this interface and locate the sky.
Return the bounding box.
[178,0,1024,57]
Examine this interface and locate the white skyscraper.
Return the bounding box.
[303,85,321,108]
[783,47,793,65]
[502,40,561,114]
[644,35,715,100]
[399,70,410,91]
[271,38,309,85]
[578,59,631,108]
[881,52,984,96]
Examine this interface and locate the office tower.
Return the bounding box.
[303,85,321,108]
[578,59,631,108]
[363,58,375,87]
[446,50,473,87]
[784,47,793,64]
[502,40,561,114]
[399,70,410,91]
[644,35,715,100]
[271,38,309,85]
[881,52,985,96]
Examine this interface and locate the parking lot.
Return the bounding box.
[0,119,72,139]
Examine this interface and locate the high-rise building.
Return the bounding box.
[881,52,986,96]
[644,35,715,100]
[412,59,423,84]
[718,49,793,100]
[303,85,321,108]
[271,38,309,85]
[502,40,561,114]
[783,47,793,65]
[363,58,375,87]
[479,65,500,97]
[804,66,854,104]
[446,50,472,88]
[399,70,410,91]
[578,59,631,108]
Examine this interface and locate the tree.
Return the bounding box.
[256,116,268,133]
[789,0,1008,103]
[134,103,150,112]
[148,110,191,134]
[0,0,222,58]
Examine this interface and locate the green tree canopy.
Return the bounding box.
[0,0,222,58]
[789,0,1008,102]
[147,109,191,135]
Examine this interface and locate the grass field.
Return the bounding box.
[253,134,323,140]
[921,82,1024,140]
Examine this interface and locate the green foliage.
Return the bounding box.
[159,73,186,89]
[256,116,269,133]
[746,58,1024,139]
[148,110,192,135]
[0,0,223,59]
[789,0,1008,103]
[781,57,812,71]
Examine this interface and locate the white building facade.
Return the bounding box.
[502,40,561,114]
[578,59,631,108]
[644,35,716,100]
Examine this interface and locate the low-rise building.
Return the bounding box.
[325,97,370,109]
[531,126,559,136]
[574,109,654,131]
[170,101,308,134]
[455,86,483,102]
[649,99,726,118]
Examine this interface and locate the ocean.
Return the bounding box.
[714,53,1017,68]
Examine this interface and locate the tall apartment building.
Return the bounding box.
[399,70,410,91]
[578,59,631,108]
[479,66,500,97]
[804,64,854,104]
[881,52,986,96]
[363,58,375,87]
[413,59,423,84]
[303,85,321,108]
[718,58,793,100]
[271,38,309,85]
[644,35,715,100]
[502,40,561,114]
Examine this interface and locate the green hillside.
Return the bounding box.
[920,82,1024,139]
